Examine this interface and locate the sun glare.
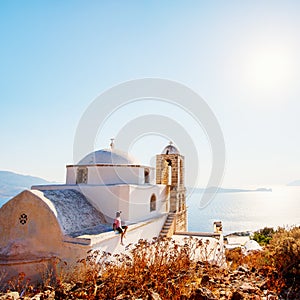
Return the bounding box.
[244,46,293,93]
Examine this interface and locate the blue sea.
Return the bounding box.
[1,186,299,235]
[187,186,300,235]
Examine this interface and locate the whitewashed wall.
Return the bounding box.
[33,183,168,224]
[79,185,128,221]
[66,165,155,185]
[128,185,168,222]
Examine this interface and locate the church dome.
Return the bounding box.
[162,143,180,154]
[77,149,139,165]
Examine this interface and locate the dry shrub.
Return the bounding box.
[5,272,32,295]
[3,232,299,298]
[239,227,300,294]
[225,247,243,270]
[266,226,300,277]
[67,237,224,299]
[0,269,7,291]
[232,226,300,278]
[242,251,286,293]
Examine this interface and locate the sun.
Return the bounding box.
[244,46,294,93]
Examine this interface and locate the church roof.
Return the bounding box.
[162,143,180,154]
[41,189,111,237]
[77,149,139,166]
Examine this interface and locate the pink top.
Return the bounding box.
[114,217,121,228]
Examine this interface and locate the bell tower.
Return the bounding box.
[156,142,187,232]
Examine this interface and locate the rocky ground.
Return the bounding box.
[1,228,299,300]
[0,265,299,300]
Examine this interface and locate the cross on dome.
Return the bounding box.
[110,138,115,149]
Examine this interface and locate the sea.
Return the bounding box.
[1,186,299,235]
[187,185,300,235]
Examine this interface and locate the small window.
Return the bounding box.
[76,167,88,184]
[144,168,150,184]
[150,194,156,212]
[165,159,172,186]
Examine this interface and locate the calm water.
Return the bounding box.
[1,186,299,235]
[187,186,300,235]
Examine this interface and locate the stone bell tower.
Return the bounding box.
[156,142,187,232]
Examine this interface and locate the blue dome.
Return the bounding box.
[162,144,180,154]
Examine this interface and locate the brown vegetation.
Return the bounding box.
[0,227,299,299]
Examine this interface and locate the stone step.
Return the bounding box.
[160,213,177,237]
[166,219,174,223]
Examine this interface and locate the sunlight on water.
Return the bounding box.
[187,186,300,234]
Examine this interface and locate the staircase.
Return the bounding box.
[160,213,176,237]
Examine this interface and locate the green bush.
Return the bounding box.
[252,227,275,245]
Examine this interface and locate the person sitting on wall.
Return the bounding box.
[113,211,128,245]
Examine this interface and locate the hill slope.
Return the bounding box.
[0,170,49,206]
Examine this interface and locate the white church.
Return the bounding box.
[0,141,200,279]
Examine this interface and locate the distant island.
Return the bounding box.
[287,180,300,186]
[188,186,273,193]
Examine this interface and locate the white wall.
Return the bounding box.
[89,214,168,254]
[33,183,168,225]
[66,165,155,185]
[149,168,155,184]
[127,185,168,222]
[80,184,168,224]
[66,167,76,184]
[78,185,129,221]
[35,160,168,226]
[89,166,140,185]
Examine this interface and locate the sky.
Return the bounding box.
[0,0,300,188]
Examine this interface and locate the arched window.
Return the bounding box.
[150,194,156,212]
[166,159,172,185]
[144,168,150,184]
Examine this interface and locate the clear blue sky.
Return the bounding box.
[1,0,299,187]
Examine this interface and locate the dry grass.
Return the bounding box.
[1,228,300,299]
[66,237,224,299]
